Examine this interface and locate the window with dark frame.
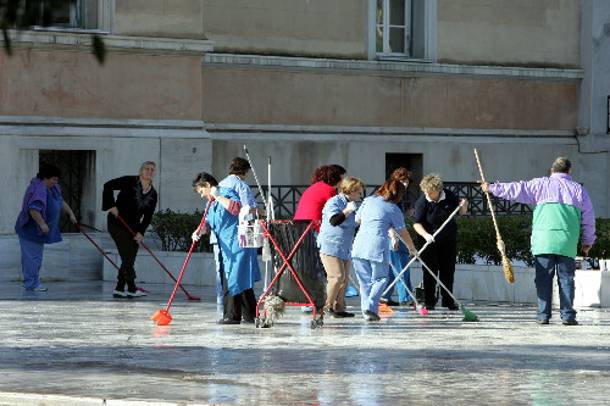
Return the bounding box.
[26,0,101,30]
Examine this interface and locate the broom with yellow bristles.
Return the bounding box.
[473,148,515,284]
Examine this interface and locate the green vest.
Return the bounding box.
[531,203,581,258]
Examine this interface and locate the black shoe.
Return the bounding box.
[446,303,459,311]
[536,319,550,325]
[425,304,436,311]
[217,318,241,325]
[332,311,355,318]
[364,310,380,322]
[380,299,399,307]
[562,319,578,326]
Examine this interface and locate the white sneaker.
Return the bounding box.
[25,286,48,292]
[126,290,147,298]
[113,290,127,298]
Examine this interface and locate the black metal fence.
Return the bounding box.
[251,182,531,219]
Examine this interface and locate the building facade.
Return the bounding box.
[1,0,609,235]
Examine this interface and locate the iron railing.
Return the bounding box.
[251,182,531,219]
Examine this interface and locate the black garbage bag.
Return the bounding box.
[267,221,326,310]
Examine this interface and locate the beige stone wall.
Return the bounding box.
[114,0,368,58]
[0,49,202,120]
[202,66,578,130]
[437,0,580,67]
[114,0,206,39]
[202,0,368,58]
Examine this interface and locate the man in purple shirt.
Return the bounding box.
[481,157,596,326]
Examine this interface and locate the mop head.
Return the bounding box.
[461,306,479,322]
[502,255,515,284]
[416,305,429,316]
[379,303,394,313]
[263,295,286,324]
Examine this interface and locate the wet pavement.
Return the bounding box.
[1,281,609,405]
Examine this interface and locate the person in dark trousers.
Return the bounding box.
[412,174,468,310]
[103,161,158,299]
[482,157,596,325]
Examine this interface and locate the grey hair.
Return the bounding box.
[551,157,571,174]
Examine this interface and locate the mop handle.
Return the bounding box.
[416,255,462,306]
[473,148,502,239]
[388,261,421,308]
[243,145,270,215]
[164,200,211,311]
[75,223,120,271]
[382,203,463,295]
[115,214,198,300]
[116,215,170,267]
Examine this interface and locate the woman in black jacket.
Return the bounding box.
[103,161,158,298]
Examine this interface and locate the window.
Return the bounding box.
[39,150,96,232]
[26,0,108,31]
[376,0,412,56]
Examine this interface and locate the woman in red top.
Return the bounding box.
[293,165,345,227]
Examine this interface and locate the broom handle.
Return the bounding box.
[165,199,212,311]
[243,145,269,215]
[473,149,502,240]
[115,214,198,300]
[382,203,463,295]
[76,223,120,271]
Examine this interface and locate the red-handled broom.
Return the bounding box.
[151,200,212,326]
[115,214,200,301]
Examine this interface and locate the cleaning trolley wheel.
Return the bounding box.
[310,319,318,330]
[316,317,324,327]
[255,318,261,328]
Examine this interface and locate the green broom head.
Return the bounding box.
[460,305,479,322]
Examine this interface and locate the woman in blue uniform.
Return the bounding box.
[317,176,365,318]
[15,164,77,291]
[352,178,417,321]
[191,172,261,324]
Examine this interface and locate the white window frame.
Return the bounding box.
[368,0,437,62]
[376,0,412,57]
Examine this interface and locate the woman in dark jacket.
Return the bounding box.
[412,173,468,310]
[103,161,158,298]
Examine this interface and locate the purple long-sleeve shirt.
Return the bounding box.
[488,172,596,246]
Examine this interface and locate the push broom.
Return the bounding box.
[75,222,150,294]
[413,251,479,322]
[388,262,429,316]
[392,233,478,322]
[116,214,200,301]
[383,202,464,295]
[473,148,515,284]
[151,200,212,326]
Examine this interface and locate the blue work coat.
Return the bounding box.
[206,187,261,296]
[317,194,357,260]
[352,195,405,265]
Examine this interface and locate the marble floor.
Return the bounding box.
[1,281,609,405]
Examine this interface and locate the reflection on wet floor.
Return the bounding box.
[1,281,609,405]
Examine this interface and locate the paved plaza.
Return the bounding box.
[1,281,609,405]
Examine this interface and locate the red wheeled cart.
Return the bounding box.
[255,220,326,329]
